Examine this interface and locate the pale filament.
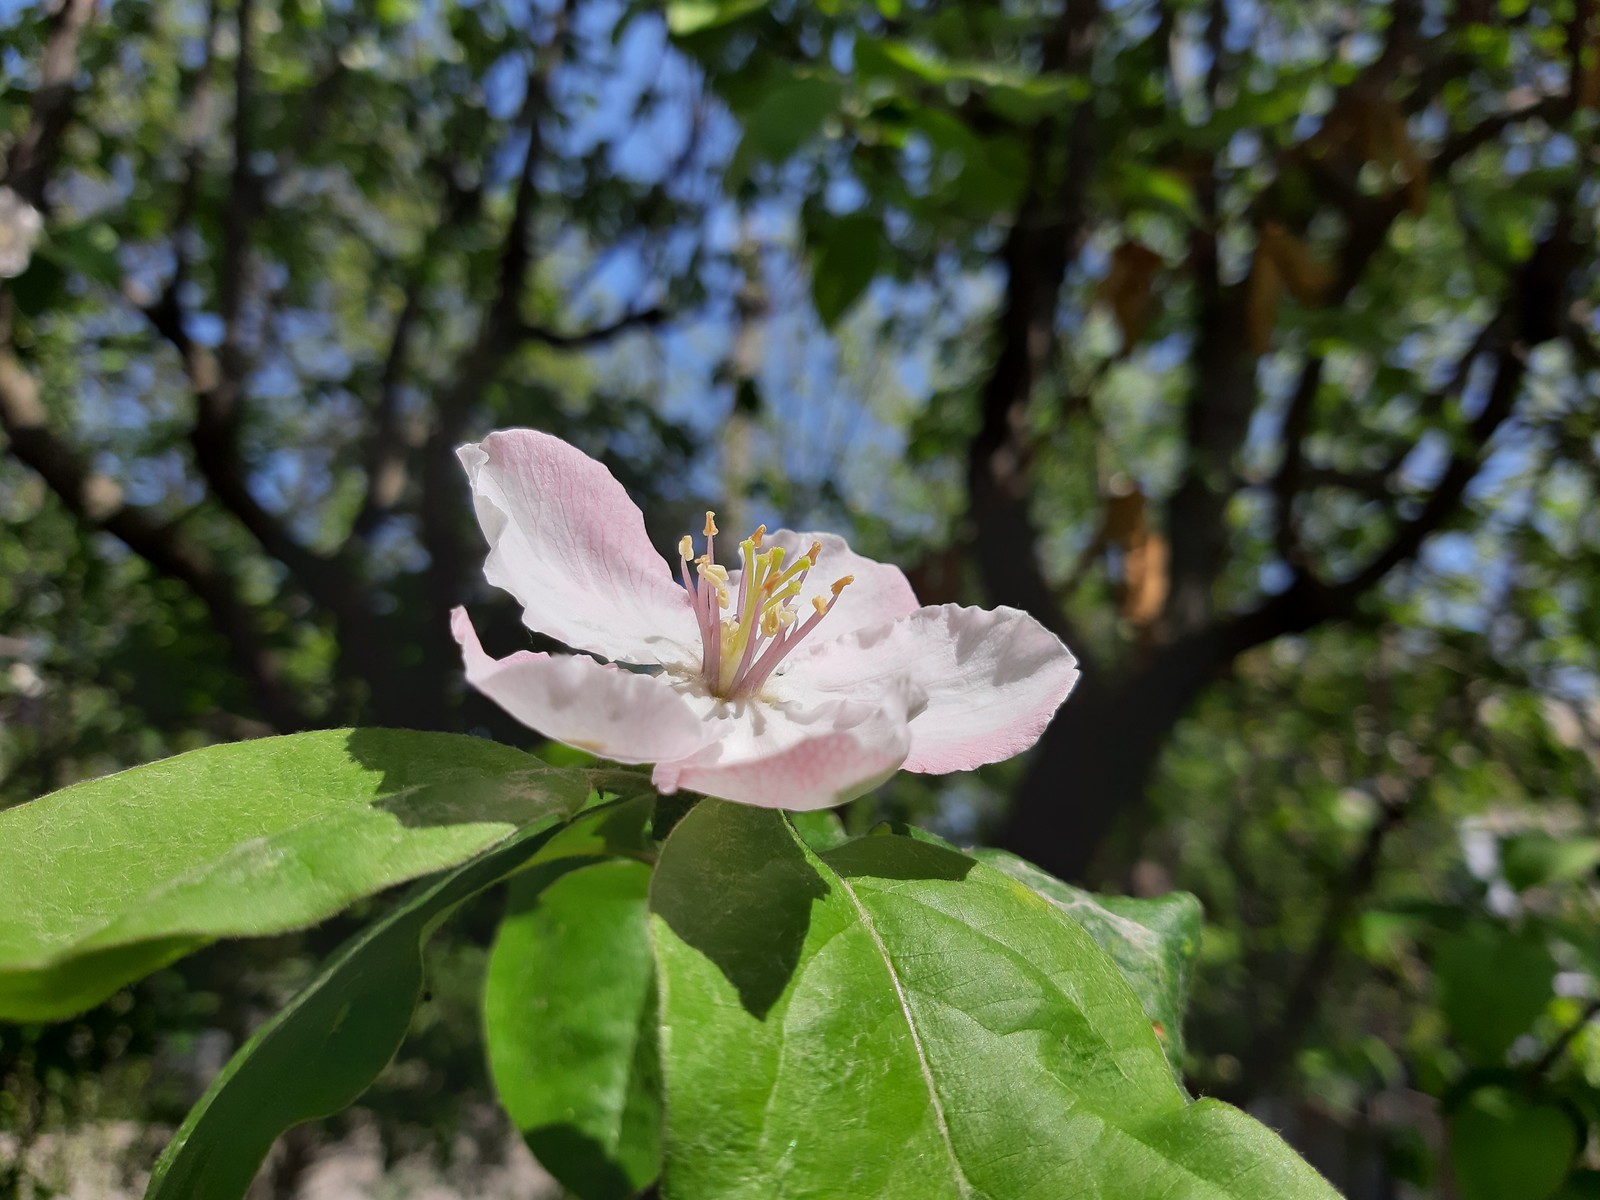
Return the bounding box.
[679,511,852,699]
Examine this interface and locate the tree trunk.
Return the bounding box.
[998,626,1237,882]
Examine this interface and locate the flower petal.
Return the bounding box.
[459,429,700,666]
[453,608,717,764]
[651,684,921,811]
[789,603,1079,774]
[739,529,920,644]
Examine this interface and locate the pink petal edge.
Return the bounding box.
[789,603,1079,774]
[651,683,921,811]
[452,607,718,765]
[459,429,701,667]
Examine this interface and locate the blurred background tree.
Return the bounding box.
[3,0,1600,1197]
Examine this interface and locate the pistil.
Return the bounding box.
[679,515,853,699]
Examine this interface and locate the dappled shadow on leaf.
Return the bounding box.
[342,728,590,830]
[650,803,828,1021]
[375,770,588,828]
[823,834,976,883]
[525,1125,648,1200]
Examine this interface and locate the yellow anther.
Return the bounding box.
[807,540,822,562]
[812,595,829,615]
[768,553,813,594]
[762,579,802,613]
[750,524,767,547]
[831,574,855,596]
[678,535,693,559]
[699,563,729,585]
[704,511,718,537]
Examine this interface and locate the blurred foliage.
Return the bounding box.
[2,0,1600,1196]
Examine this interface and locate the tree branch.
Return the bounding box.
[1269,357,1324,566]
[2,0,97,210]
[0,349,309,731]
[1531,997,1600,1079]
[518,305,667,349]
[964,0,1101,655]
[1433,94,1570,176]
[414,2,578,701]
[351,278,425,538]
[1225,791,1411,1100]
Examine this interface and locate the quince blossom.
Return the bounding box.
[0,187,43,280]
[451,429,1079,810]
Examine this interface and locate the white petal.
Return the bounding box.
[730,530,920,645]
[651,683,921,811]
[459,429,701,666]
[453,608,718,764]
[789,603,1079,774]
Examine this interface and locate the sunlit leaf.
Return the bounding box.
[650,804,1338,1199]
[972,847,1202,1072]
[486,856,661,1200]
[144,802,642,1200]
[0,730,634,1020]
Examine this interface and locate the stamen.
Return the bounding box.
[700,575,721,681]
[761,546,787,587]
[761,578,803,615]
[690,526,852,699]
[726,574,855,698]
[766,552,814,595]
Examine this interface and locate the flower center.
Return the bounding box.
[677,511,853,699]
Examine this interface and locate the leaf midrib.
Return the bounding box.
[829,866,978,1200]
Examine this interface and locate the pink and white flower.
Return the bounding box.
[452,429,1079,810]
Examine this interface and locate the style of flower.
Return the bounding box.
[0,187,43,280]
[452,429,1079,810]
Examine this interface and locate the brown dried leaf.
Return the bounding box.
[1123,530,1169,627]
[1259,221,1334,307]
[1245,249,1282,356]
[1096,242,1164,350]
[1104,484,1147,544]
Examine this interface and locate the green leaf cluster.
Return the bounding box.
[0,733,1338,1198]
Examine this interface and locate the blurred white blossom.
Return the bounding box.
[0,186,43,278]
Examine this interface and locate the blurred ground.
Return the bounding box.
[3,1108,558,1200]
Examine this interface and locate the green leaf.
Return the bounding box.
[650,803,1339,1199]
[1450,1087,1577,1200]
[666,0,766,36]
[729,77,842,182]
[1554,1170,1600,1199]
[787,809,849,853]
[0,729,626,1021]
[145,799,639,1200]
[856,38,1079,116]
[41,222,122,287]
[972,847,1202,1071]
[486,859,661,1200]
[810,212,883,327]
[1110,162,1204,226]
[1502,833,1600,892]
[1435,927,1556,1061]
